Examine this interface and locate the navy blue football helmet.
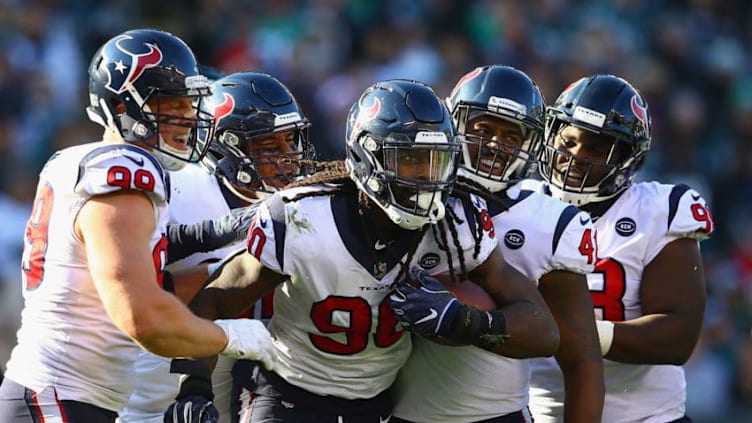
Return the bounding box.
[447,65,545,192]
[87,29,213,171]
[538,74,651,205]
[345,79,460,230]
[199,72,314,201]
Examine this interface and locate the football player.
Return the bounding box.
[0,29,275,423]
[528,74,714,422]
[391,65,604,423]
[118,71,314,423]
[166,79,559,423]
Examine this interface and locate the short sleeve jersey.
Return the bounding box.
[392,181,596,422]
[5,142,170,412]
[245,186,497,400]
[529,181,714,423]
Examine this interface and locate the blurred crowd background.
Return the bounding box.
[1,0,751,420]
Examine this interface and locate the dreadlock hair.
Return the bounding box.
[455,176,513,219]
[284,160,369,205]
[430,205,465,282]
[454,176,510,211]
[433,182,503,284]
[442,175,516,283]
[282,160,494,284]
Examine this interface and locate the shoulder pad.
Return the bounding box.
[75,144,169,203]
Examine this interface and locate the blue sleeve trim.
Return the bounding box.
[552,205,580,255]
[487,189,534,218]
[667,184,690,231]
[75,144,169,200]
[265,193,288,271]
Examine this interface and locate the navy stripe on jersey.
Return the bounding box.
[76,144,169,200]
[164,171,171,203]
[552,205,580,255]
[331,194,409,278]
[487,189,534,218]
[331,195,377,276]
[265,193,288,272]
[668,184,691,231]
[460,196,478,234]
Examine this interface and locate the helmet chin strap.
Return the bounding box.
[135,98,193,171]
[457,167,510,193]
[381,192,446,231]
[381,204,425,231]
[116,114,186,172]
[120,123,187,171]
[220,176,266,204]
[153,149,185,171]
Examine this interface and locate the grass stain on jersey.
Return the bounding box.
[288,208,312,233]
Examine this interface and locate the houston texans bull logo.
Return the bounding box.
[630,95,649,133]
[104,34,164,94]
[449,67,482,100]
[213,93,236,125]
[350,97,381,142]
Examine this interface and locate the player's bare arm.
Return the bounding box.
[164,252,281,422]
[474,249,560,357]
[189,251,284,321]
[77,190,232,358]
[539,270,604,423]
[167,263,214,304]
[607,237,705,364]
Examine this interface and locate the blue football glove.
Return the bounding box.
[389,266,461,338]
[165,359,219,423]
[211,203,258,246]
[390,266,509,349]
[167,203,259,264]
[164,395,219,423]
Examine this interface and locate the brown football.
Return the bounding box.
[432,272,496,312]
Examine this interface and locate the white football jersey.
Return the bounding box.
[529,181,714,423]
[5,142,169,412]
[120,162,250,423]
[392,181,596,422]
[248,186,497,400]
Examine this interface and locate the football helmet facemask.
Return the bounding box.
[345,79,460,230]
[87,28,213,171]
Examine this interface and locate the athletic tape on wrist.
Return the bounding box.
[449,305,508,350]
[596,320,615,356]
[207,261,222,276]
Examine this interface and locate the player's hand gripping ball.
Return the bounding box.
[389,266,496,345]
